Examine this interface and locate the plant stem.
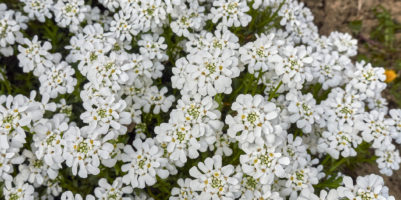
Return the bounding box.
[268,81,282,101]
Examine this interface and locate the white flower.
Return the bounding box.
[101,142,124,168]
[80,95,131,137]
[18,150,58,186]
[328,31,358,57]
[0,9,27,56]
[32,114,69,168]
[356,110,394,149]
[110,8,138,42]
[53,0,88,32]
[311,51,349,89]
[189,155,240,199]
[98,0,121,11]
[42,179,62,199]
[121,138,169,189]
[170,178,199,200]
[17,36,54,76]
[286,90,321,133]
[225,94,279,148]
[175,94,223,139]
[239,33,282,73]
[346,61,386,99]
[210,0,252,27]
[375,142,401,176]
[185,28,240,56]
[369,97,389,115]
[338,175,395,200]
[280,164,320,200]
[86,52,132,91]
[21,0,53,22]
[0,94,44,151]
[94,177,133,200]
[143,86,175,114]
[0,150,24,181]
[79,82,114,105]
[235,167,283,200]
[275,45,313,89]
[39,61,77,99]
[66,24,115,72]
[172,47,240,97]
[122,53,155,82]
[389,109,401,144]
[240,144,290,184]
[317,123,362,159]
[279,134,309,166]
[319,87,363,129]
[155,110,202,166]
[278,1,317,44]
[138,34,168,61]
[209,131,233,157]
[133,0,168,33]
[298,189,340,200]
[60,191,95,200]
[132,191,155,200]
[63,125,113,178]
[262,71,289,95]
[170,2,205,37]
[3,180,34,200]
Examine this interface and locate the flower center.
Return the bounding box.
[77,141,90,154]
[247,112,259,124]
[205,62,217,74]
[187,106,200,119]
[211,176,223,188]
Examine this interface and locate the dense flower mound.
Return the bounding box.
[0,0,400,199]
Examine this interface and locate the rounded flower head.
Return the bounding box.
[94,177,133,200]
[39,62,77,99]
[189,155,240,199]
[275,45,313,89]
[172,50,240,97]
[0,94,44,151]
[286,90,321,133]
[17,35,54,76]
[53,0,88,33]
[226,94,279,148]
[389,109,401,144]
[63,125,113,178]
[347,61,386,100]
[121,138,169,189]
[375,142,401,176]
[3,180,34,200]
[317,123,362,159]
[210,0,252,27]
[21,0,53,22]
[338,174,395,200]
[170,178,199,200]
[240,144,290,184]
[80,95,131,137]
[356,110,394,149]
[239,33,282,73]
[319,87,363,129]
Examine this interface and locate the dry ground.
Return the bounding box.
[300,0,401,198]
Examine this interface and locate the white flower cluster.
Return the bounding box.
[0,0,400,199]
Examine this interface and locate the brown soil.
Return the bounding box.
[300,0,401,198]
[301,0,401,36]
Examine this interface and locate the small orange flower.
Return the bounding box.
[385,69,397,83]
